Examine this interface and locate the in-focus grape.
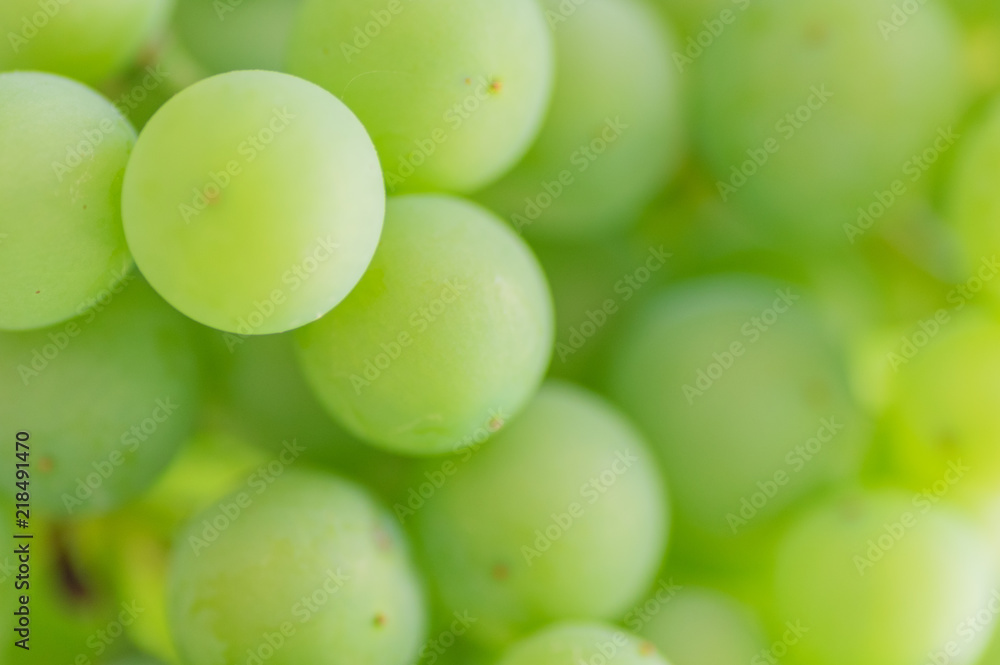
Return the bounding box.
[122,70,385,335]
[295,194,553,456]
[287,0,554,193]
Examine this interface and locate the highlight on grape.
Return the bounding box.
[5,0,1000,664]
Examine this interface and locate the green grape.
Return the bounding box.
[0,71,134,331]
[476,0,682,239]
[122,69,385,335]
[774,489,998,665]
[0,278,201,516]
[496,622,669,665]
[0,0,173,85]
[0,518,130,665]
[295,194,553,456]
[172,0,303,74]
[287,0,554,194]
[102,429,269,664]
[949,99,1000,289]
[168,470,426,665]
[414,382,668,647]
[883,309,1000,506]
[693,0,964,246]
[637,587,768,665]
[223,332,417,501]
[608,276,870,560]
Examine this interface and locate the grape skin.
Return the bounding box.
[0,279,201,516]
[0,71,135,331]
[0,0,173,85]
[496,622,669,665]
[414,381,669,647]
[775,490,998,665]
[122,70,385,335]
[476,0,683,239]
[295,194,553,457]
[287,0,554,194]
[168,470,427,665]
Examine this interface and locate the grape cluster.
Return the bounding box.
[3,1,1000,665]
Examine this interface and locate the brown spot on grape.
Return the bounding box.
[374,613,387,627]
[492,563,509,581]
[464,77,472,85]
[804,22,829,45]
[639,641,657,657]
[374,528,393,552]
[39,457,53,472]
[489,79,503,94]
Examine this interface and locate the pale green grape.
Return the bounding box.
[168,470,426,665]
[0,71,134,331]
[173,0,303,74]
[774,489,997,665]
[414,382,668,647]
[122,70,385,335]
[476,0,682,238]
[608,276,870,561]
[884,309,1000,506]
[0,0,173,84]
[496,622,669,665]
[0,278,201,516]
[694,0,965,245]
[295,194,553,456]
[287,0,553,194]
[637,587,767,665]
